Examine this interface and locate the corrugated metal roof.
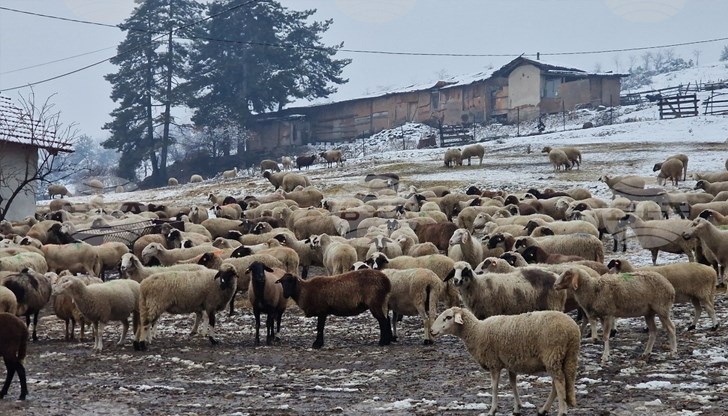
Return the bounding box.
[0,95,73,152]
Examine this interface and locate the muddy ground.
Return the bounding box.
[7,139,728,415]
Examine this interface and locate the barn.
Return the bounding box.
[248,56,626,151]
[0,95,74,221]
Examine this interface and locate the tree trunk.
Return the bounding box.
[144,28,159,180]
[160,28,174,182]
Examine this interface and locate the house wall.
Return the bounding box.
[508,64,541,109]
[0,142,38,221]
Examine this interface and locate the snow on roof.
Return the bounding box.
[0,95,73,152]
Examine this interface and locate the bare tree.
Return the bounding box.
[612,54,621,73]
[628,55,638,72]
[0,91,77,221]
[641,51,653,71]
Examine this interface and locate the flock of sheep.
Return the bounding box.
[3,144,728,415]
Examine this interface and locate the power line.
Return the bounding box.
[0,46,116,75]
[0,5,120,28]
[0,0,264,92]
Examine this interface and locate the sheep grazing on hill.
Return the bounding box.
[0,313,29,400]
[460,144,485,166]
[319,150,344,168]
[296,155,316,170]
[276,270,393,349]
[654,158,684,186]
[222,167,239,179]
[47,184,70,199]
[542,146,581,169]
[443,148,463,168]
[260,159,281,173]
[546,148,572,172]
[430,307,580,416]
[190,174,203,183]
[167,177,178,186]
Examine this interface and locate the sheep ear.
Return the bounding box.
[570,271,580,290]
[454,312,464,325]
[264,265,274,272]
[461,232,469,244]
[444,269,455,282]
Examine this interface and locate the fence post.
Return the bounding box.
[517,108,520,137]
[562,100,566,131]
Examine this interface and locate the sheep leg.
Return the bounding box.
[508,371,522,415]
[253,308,262,345]
[31,312,39,342]
[190,312,203,336]
[266,312,276,345]
[372,307,393,347]
[390,312,399,342]
[15,360,27,400]
[704,297,719,331]
[64,319,70,341]
[487,369,500,416]
[313,315,327,349]
[641,313,657,361]
[118,319,129,346]
[650,249,659,265]
[538,384,558,416]
[228,291,238,316]
[600,317,613,364]
[207,312,218,345]
[687,299,702,331]
[94,322,105,352]
[301,265,309,280]
[658,313,677,358]
[0,358,16,399]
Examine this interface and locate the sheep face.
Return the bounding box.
[119,253,137,274]
[519,247,538,264]
[474,258,495,273]
[499,252,520,266]
[606,259,622,273]
[444,263,474,287]
[365,252,389,270]
[350,262,369,271]
[214,265,237,291]
[698,210,714,222]
[430,307,464,338]
[141,243,163,265]
[487,233,506,249]
[276,273,298,298]
[448,229,470,247]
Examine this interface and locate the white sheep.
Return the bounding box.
[0,285,17,314]
[447,228,483,268]
[311,234,357,275]
[53,277,140,351]
[222,167,238,179]
[381,268,443,345]
[682,217,728,285]
[618,213,696,264]
[554,268,676,364]
[133,264,238,350]
[52,273,102,341]
[118,253,206,282]
[445,261,566,319]
[430,307,580,416]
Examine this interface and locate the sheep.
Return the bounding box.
[47,184,70,199]
[460,144,485,166]
[415,222,458,252]
[542,145,581,169]
[682,217,728,285]
[688,201,728,220]
[311,234,357,276]
[0,286,16,314]
[118,253,205,282]
[133,264,238,350]
[607,258,717,331]
[296,155,317,170]
[166,228,211,249]
[221,254,284,316]
[276,270,392,348]
[141,243,216,266]
[42,242,101,276]
[0,219,35,237]
[52,273,102,341]
[319,150,344,168]
[25,220,62,244]
[363,234,402,261]
[443,148,462,168]
[445,261,566,318]
[213,203,242,220]
[366,251,459,307]
[598,174,646,195]
[2,268,52,342]
[698,208,728,225]
[0,313,29,400]
[514,234,604,263]
[695,179,728,196]
[380,268,443,345]
[282,186,323,208]
[201,218,244,240]
[218,167,237,179]
[260,159,281,173]
[653,158,683,186]
[281,156,293,171]
[447,228,483,268]
[653,153,689,181]
[0,252,48,274]
[430,307,579,416]
[364,173,399,191]
[246,262,287,345]
[554,268,676,364]
[634,200,664,221]
[188,174,203,183]
[618,213,696,264]
[292,215,348,240]
[693,171,728,183]
[280,173,312,193]
[569,207,628,252]
[524,219,599,238]
[230,244,299,274]
[53,277,140,352]
[92,242,129,280]
[546,148,572,172]
[167,177,178,186]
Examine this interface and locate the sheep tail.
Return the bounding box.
[564,343,578,407]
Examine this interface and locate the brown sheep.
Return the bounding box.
[319,150,344,168]
[276,270,393,349]
[414,222,458,252]
[260,159,281,173]
[0,313,28,400]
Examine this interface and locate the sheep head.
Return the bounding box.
[141,243,164,265]
[365,252,389,269]
[214,264,237,290]
[499,252,522,267]
[606,259,622,273]
[449,229,470,247]
[444,262,474,286]
[119,253,138,275]
[520,246,539,264]
[350,261,370,271]
[276,273,299,298]
[554,269,580,291]
[430,307,465,338]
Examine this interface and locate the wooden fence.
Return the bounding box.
[438,125,474,147]
[703,92,728,115]
[658,94,698,119]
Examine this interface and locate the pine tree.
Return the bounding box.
[184,0,350,153]
[103,0,202,182]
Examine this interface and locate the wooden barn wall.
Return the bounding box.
[559,78,592,110]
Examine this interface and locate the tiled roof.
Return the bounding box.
[0,95,73,152]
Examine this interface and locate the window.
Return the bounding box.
[431,91,440,110]
[543,77,561,98]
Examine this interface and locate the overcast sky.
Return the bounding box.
[1,0,726,140]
